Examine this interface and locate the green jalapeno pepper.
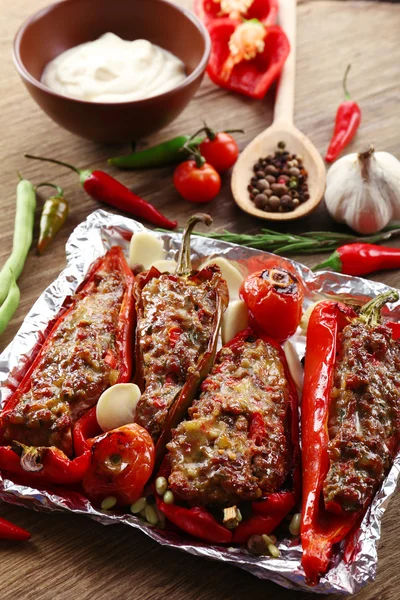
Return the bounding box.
[108,135,204,169]
[36,183,69,255]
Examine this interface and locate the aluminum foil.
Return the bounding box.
[1,209,400,595]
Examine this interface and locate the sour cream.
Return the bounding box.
[41,33,187,103]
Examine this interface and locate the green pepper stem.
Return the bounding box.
[176,214,213,276]
[25,154,81,175]
[358,289,399,327]
[342,64,352,101]
[36,182,64,197]
[312,251,343,273]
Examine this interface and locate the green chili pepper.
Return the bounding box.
[0,276,20,335]
[108,135,204,169]
[0,177,36,306]
[36,183,69,255]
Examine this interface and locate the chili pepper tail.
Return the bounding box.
[301,533,333,586]
[312,251,342,273]
[0,516,30,541]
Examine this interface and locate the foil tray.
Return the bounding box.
[1,210,400,595]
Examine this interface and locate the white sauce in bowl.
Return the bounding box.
[41,33,187,103]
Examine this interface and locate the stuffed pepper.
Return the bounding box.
[156,327,300,545]
[134,214,229,460]
[0,246,135,484]
[301,291,400,584]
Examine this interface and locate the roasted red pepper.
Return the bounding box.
[195,0,278,28]
[0,516,30,541]
[157,328,300,546]
[313,243,400,277]
[207,19,290,99]
[82,424,155,507]
[301,291,399,584]
[0,247,135,486]
[25,154,177,230]
[240,267,304,343]
[325,65,361,163]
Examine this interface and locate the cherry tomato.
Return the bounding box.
[173,160,221,203]
[82,423,155,506]
[240,267,304,343]
[199,132,239,173]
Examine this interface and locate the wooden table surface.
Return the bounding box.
[1,0,400,598]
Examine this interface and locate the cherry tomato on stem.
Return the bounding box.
[197,124,243,172]
[82,423,155,507]
[240,267,304,343]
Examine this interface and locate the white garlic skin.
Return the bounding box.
[325,148,400,234]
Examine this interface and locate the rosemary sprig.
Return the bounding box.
[188,227,400,255]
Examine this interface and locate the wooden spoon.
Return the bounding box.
[231,0,326,221]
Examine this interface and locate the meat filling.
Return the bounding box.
[167,336,291,506]
[1,268,126,456]
[323,322,400,513]
[135,273,218,441]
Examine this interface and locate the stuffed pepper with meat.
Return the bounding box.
[0,246,136,484]
[156,327,300,545]
[134,214,229,459]
[301,291,400,584]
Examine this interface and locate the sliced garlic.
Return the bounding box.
[299,301,321,332]
[150,259,178,273]
[201,257,244,300]
[129,231,165,270]
[283,340,303,393]
[96,383,141,432]
[221,299,249,345]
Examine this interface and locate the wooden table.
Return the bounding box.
[1,1,399,598]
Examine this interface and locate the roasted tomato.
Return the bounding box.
[240,267,303,343]
[82,424,155,506]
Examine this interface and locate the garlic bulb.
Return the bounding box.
[325,145,400,234]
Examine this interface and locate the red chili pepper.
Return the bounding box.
[24,154,177,230]
[325,65,361,163]
[207,19,290,100]
[0,247,135,486]
[157,498,233,544]
[195,0,278,28]
[0,516,30,541]
[313,243,400,277]
[300,293,400,585]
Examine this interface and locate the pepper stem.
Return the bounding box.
[342,64,352,100]
[25,154,81,175]
[11,441,44,472]
[312,250,343,273]
[358,289,399,327]
[176,214,213,276]
[36,182,64,197]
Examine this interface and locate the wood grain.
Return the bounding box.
[0,1,400,598]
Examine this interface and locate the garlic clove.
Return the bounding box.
[96,383,141,432]
[283,340,303,393]
[129,231,165,270]
[221,299,249,344]
[150,259,178,273]
[201,257,245,300]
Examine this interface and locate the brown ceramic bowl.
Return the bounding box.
[13,0,210,143]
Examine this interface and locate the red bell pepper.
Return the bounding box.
[194,0,278,28]
[207,18,290,99]
[301,292,399,585]
[157,328,300,546]
[0,247,135,487]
